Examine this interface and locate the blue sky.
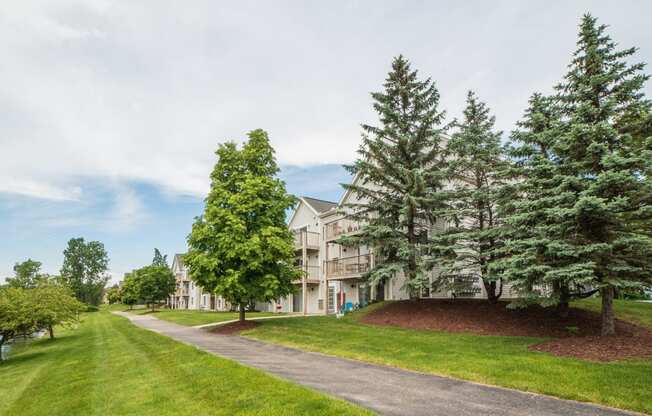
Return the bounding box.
[1,1,651,283]
[0,164,352,283]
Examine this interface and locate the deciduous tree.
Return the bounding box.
[186,129,299,321]
[60,238,110,306]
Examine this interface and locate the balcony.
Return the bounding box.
[325,254,371,280]
[293,229,320,251]
[324,217,363,242]
[293,265,321,284]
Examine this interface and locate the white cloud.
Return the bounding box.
[0,0,650,202]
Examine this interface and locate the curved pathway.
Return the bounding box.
[114,312,640,416]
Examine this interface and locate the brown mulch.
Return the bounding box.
[361,299,652,362]
[210,320,259,335]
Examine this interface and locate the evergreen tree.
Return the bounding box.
[497,93,596,316]
[185,129,299,321]
[152,249,168,268]
[552,15,652,334]
[430,91,509,303]
[341,55,448,297]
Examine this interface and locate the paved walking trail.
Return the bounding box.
[114,312,639,416]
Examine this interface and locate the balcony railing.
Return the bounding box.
[324,217,363,241]
[294,265,320,283]
[293,229,320,250]
[325,254,371,279]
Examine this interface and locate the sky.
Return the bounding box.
[1,0,651,284]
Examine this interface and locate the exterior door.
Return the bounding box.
[292,292,303,313]
[327,286,335,313]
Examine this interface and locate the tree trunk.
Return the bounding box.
[483,279,499,303]
[48,325,55,339]
[239,304,245,322]
[600,285,616,336]
[555,282,570,319]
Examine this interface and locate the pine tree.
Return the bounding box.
[497,93,596,316]
[185,129,300,321]
[152,249,168,268]
[430,91,509,303]
[341,56,448,297]
[552,15,652,334]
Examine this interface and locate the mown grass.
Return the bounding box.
[0,311,370,416]
[573,298,652,328]
[106,304,283,326]
[244,301,652,414]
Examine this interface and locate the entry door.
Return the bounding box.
[292,292,303,313]
[327,286,335,313]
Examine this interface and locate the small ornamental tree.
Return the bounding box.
[430,91,510,303]
[120,274,140,310]
[106,285,122,304]
[32,286,84,339]
[60,238,110,306]
[551,15,652,335]
[135,265,176,311]
[0,288,37,360]
[341,55,449,296]
[186,129,299,322]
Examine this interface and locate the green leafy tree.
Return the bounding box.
[134,265,176,311]
[106,285,122,304]
[60,238,110,306]
[6,259,47,289]
[0,288,37,360]
[152,248,168,267]
[120,274,140,310]
[186,129,299,321]
[32,286,84,339]
[341,55,448,296]
[430,91,510,302]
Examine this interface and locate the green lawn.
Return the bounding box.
[107,304,284,326]
[0,311,370,416]
[244,301,652,414]
[573,298,652,328]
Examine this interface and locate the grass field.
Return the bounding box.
[0,311,370,416]
[244,301,652,414]
[108,304,284,326]
[573,298,652,328]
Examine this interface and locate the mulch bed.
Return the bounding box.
[210,320,259,335]
[361,299,652,362]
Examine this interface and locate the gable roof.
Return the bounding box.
[172,253,185,270]
[302,196,337,214]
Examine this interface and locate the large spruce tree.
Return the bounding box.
[185,129,299,321]
[551,15,652,334]
[498,93,596,316]
[430,91,509,303]
[341,56,448,297]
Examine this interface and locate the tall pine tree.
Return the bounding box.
[430,91,509,303]
[341,56,448,297]
[498,93,596,316]
[552,15,652,334]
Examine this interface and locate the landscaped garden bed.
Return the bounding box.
[360,299,652,361]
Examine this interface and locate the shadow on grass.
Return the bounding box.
[0,351,48,368]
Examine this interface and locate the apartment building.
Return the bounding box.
[168,254,229,311]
